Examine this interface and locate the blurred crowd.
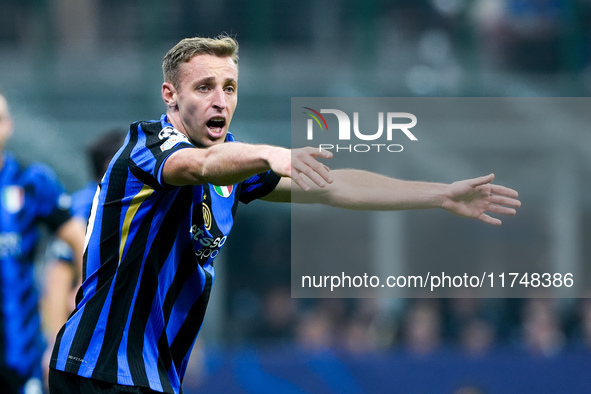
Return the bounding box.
[229,287,591,359]
[220,208,591,361]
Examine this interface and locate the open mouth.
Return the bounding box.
[206,117,226,134]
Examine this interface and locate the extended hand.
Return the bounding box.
[441,173,521,226]
[270,147,333,191]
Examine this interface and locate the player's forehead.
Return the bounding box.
[177,54,238,87]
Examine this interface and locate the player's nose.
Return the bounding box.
[211,87,226,110]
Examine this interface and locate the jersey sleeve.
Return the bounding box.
[238,170,281,204]
[29,163,72,231]
[70,183,99,222]
[45,238,75,265]
[128,122,194,190]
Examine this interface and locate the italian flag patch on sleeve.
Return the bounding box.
[213,185,233,198]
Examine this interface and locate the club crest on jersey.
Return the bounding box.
[202,202,212,230]
[213,185,233,198]
[159,126,189,151]
[1,185,24,213]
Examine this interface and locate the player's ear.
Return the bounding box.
[162,82,178,109]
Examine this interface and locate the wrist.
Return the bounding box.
[258,145,277,166]
[433,182,450,209]
[260,145,288,170]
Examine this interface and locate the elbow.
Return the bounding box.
[163,149,209,186]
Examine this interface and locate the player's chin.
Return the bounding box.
[204,130,227,146]
[191,128,224,148]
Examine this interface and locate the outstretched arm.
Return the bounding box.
[163,144,333,191]
[264,170,520,226]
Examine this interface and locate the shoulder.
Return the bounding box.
[4,153,60,187]
[1,152,23,174]
[71,182,97,218]
[133,118,191,149]
[72,182,97,203]
[26,163,63,192]
[25,161,60,178]
[135,119,162,136]
[1,155,69,211]
[129,119,161,145]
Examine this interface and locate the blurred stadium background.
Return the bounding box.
[1,0,591,392]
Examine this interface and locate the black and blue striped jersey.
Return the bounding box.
[0,152,72,382]
[50,115,280,394]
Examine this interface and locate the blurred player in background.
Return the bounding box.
[48,35,520,394]
[43,130,126,344]
[0,90,85,393]
[42,129,126,386]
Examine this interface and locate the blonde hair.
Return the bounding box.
[162,35,239,89]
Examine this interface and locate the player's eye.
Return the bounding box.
[224,85,236,93]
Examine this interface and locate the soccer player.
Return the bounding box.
[48,35,521,394]
[0,91,85,393]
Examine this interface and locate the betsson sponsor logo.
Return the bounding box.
[190,224,227,261]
